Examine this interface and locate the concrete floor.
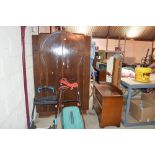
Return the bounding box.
[35,109,155,129]
[35,90,155,129]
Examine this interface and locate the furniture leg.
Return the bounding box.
[31,104,36,121]
[124,87,132,126]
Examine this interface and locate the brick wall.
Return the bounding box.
[0,26,34,128]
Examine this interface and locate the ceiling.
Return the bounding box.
[64,26,155,41]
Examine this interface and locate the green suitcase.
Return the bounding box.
[61,106,84,129]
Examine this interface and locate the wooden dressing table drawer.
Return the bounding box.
[93,82,123,128]
[93,95,102,120]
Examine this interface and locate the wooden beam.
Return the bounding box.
[93,36,153,42]
[106,26,111,37]
[152,40,154,50]
[106,26,110,53]
[124,34,127,56]
[118,36,120,48]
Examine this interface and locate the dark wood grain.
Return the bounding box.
[95,68,106,82]
[32,32,90,116]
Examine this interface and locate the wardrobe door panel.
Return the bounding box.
[62,33,85,107]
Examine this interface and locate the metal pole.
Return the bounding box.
[21,26,30,129]
[152,40,154,50]
[118,36,120,48]
[106,26,110,52]
[124,34,127,57]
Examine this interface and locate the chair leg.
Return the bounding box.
[31,104,36,121]
[30,104,36,129]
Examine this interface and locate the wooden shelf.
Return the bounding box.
[105,50,123,53]
[105,50,124,59]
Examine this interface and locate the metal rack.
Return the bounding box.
[105,29,126,59]
[121,77,155,127]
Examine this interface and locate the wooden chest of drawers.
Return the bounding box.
[94,67,106,82]
[93,82,123,128]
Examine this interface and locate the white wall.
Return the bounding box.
[93,38,106,50]
[132,40,152,63]
[0,26,34,128]
[93,38,152,63]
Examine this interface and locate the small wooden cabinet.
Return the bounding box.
[93,82,123,128]
[94,63,106,83]
[95,68,106,83]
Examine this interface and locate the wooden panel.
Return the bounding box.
[112,58,121,87]
[93,83,123,128]
[32,32,90,115]
[93,95,102,121]
[62,33,84,103]
[32,33,62,115]
[82,36,90,110]
[95,68,106,82]
[101,97,123,127]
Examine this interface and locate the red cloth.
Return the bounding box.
[59,78,78,91]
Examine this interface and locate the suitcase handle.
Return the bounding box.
[70,111,74,124]
[36,86,55,94]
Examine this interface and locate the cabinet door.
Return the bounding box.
[61,32,85,106]
[33,33,63,115]
[39,33,63,89]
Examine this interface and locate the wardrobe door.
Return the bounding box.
[39,33,62,89]
[32,33,63,116]
[61,32,90,110]
[61,32,85,107]
[82,35,90,110]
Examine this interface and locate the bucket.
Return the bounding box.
[135,67,152,83]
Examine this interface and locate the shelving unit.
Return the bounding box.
[105,35,126,59]
[105,50,122,59]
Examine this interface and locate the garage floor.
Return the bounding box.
[35,110,155,129]
[35,95,155,129]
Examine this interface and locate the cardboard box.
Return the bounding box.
[141,93,155,105]
[130,99,155,122]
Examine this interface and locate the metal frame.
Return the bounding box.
[105,33,126,59]
[30,86,58,129]
[121,78,155,127]
[59,84,85,129]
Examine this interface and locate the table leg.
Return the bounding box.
[124,87,132,126]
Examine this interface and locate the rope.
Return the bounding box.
[58,78,78,114]
[59,78,78,90]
